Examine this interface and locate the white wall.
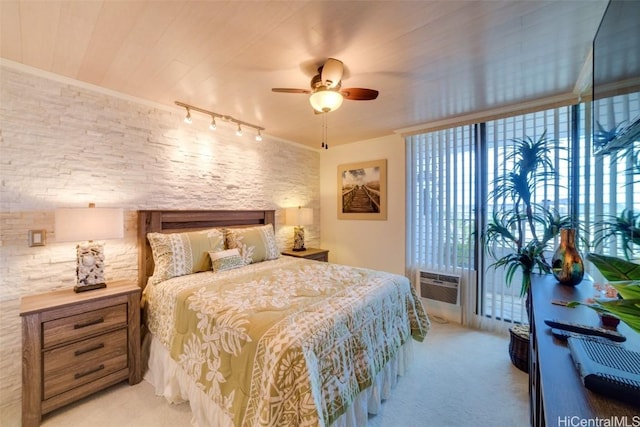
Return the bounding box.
[0,62,320,419]
[320,134,405,275]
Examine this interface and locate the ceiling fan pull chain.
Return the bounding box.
[321,113,325,149]
[323,113,329,149]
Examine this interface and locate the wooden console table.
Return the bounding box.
[529,274,640,427]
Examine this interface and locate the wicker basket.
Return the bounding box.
[509,324,530,373]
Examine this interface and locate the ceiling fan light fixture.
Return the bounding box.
[309,88,343,113]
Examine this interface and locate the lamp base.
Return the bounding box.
[76,242,106,289]
[74,283,107,293]
[291,247,307,252]
[292,226,306,252]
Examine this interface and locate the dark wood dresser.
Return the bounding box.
[529,274,640,427]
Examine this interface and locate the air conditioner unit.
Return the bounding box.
[419,271,460,305]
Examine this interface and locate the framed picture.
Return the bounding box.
[337,159,387,220]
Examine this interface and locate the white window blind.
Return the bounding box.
[581,92,640,267]
[408,94,639,331]
[406,125,477,324]
[483,109,571,327]
[407,107,572,330]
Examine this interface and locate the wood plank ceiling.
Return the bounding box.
[0,1,608,148]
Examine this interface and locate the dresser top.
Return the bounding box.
[531,274,640,422]
[20,280,140,316]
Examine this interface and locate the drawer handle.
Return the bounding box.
[74,317,104,329]
[74,343,105,356]
[74,364,105,379]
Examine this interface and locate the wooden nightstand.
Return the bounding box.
[20,281,141,426]
[281,247,329,262]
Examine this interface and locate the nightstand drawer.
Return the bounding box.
[43,303,127,348]
[305,252,328,262]
[43,328,128,400]
[281,248,329,262]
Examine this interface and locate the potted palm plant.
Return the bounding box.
[482,131,574,299]
[482,131,575,372]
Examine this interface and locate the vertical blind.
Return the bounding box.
[482,109,572,328]
[406,125,478,325]
[406,93,640,330]
[408,94,639,331]
[581,92,640,268]
[407,107,572,331]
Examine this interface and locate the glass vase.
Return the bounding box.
[552,228,584,286]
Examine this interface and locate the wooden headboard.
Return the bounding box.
[137,209,275,289]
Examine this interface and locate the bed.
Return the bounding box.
[138,209,429,427]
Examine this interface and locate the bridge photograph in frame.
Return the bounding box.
[337,159,387,220]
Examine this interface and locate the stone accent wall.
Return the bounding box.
[0,64,320,418]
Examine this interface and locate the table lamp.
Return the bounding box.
[55,203,124,292]
[285,207,313,251]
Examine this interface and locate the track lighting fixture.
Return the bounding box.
[175,101,264,139]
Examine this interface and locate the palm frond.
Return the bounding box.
[593,209,640,260]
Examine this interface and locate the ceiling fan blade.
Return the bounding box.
[321,58,344,89]
[272,88,310,94]
[341,88,379,100]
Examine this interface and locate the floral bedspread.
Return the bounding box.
[144,257,429,427]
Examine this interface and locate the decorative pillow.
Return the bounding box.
[209,248,245,272]
[225,224,280,264]
[147,228,225,283]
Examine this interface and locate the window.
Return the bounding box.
[581,93,640,265]
[407,96,638,331]
[406,125,476,273]
[483,109,572,325]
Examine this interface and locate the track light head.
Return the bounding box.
[236,123,243,136]
[209,116,216,130]
[184,107,192,124]
[256,130,262,141]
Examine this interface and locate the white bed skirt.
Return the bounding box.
[145,334,414,427]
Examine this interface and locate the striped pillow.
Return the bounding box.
[147,228,224,283]
[225,224,279,264]
[209,248,245,272]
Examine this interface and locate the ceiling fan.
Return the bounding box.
[272,58,379,113]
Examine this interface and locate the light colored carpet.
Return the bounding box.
[25,321,529,427]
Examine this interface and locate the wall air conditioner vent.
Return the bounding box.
[419,271,460,305]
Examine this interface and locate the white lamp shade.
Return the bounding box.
[285,207,313,226]
[309,89,343,113]
[55,207,124,242]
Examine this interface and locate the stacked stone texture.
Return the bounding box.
[0,65,320,417]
